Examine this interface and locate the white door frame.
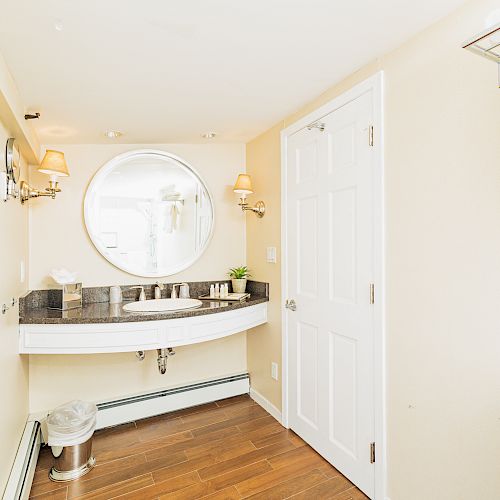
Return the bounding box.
[280,71,386,500]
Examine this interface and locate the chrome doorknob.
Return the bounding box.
[285,299,297,311]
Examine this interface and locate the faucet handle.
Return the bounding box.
[171,283,183,299]
[129,286,146,301]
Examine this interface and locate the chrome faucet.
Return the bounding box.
[129,286,146,301]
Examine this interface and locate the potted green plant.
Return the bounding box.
[228,266,251,293]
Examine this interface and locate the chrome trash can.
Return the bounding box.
[47,400,97,481]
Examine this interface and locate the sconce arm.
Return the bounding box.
[19,180,61,204]
[239,199,266,218]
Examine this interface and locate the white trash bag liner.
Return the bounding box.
[47,400,97,447]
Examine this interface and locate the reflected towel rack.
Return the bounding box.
[163,194,184,205]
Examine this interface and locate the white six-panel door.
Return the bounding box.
[286,90,376,498]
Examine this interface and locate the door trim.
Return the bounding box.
[280,71,385,500]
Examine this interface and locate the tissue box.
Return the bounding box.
[48,283,82,311]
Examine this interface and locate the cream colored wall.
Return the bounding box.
[28,143,248,414]
[246,0,500,499]
[0,120,30,492]
[246,123,283,410]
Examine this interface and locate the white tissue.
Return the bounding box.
[50,268,78,285]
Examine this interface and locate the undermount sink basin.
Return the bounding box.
[122,298,203,313]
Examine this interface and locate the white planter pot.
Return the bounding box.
[231,279,247,293]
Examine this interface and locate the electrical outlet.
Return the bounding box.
[266,247,277,263]
[271,362,279,381]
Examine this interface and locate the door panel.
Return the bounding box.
[329,188,357,303]
[329,330,357,457]
[297,321,319,429]
[297,196,318,298]
[287,91,375,498]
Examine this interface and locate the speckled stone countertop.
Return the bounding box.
[19,280,269,325]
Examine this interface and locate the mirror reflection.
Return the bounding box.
[84,150,214,277]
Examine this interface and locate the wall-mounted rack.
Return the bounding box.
[463,22,500,87]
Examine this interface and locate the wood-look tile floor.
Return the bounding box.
[30,394,369,500]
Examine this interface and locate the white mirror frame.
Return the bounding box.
[83,149,215,277]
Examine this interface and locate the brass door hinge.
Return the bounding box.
[368,125,374,147]
[369,283,375,305]
[370,442,376,463]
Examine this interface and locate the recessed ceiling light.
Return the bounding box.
[201,132,217,139]
[104,130,123,139]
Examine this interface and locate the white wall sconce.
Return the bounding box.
[20,149,70,204]
[233,173,265,218]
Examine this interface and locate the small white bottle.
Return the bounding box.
[154,286,162,299]
[109,286,122,304]
[210,284,215,298]
[222,284,228,298]
[215,283,220,298]
[180,283,190,299]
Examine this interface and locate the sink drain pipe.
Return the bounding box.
[156,347,176,374]
[135,349,175,374]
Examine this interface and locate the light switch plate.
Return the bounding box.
[266,247,277,263]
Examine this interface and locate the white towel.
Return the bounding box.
[165,202,181,233]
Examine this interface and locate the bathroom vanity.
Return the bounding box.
[18,281,268,355]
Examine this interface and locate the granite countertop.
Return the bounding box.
[19,280,269,325]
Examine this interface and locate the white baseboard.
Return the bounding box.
[3,421,41,500]
[249,387,282,424]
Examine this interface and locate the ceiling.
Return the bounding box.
[0,0,465,144]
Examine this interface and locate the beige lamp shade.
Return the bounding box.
[38,150,70,177]
[233,174,253,194]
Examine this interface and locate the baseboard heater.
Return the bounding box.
[95,373,250,429]
[3,421,41,500]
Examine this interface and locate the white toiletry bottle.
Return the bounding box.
[210,284,215,298]
[154,285,162,299]
[180,283,190,298]
[222,284,228,298]
[215,283,220,298]
[109,286,122,304]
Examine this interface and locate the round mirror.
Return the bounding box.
[5,138,21,183]
[84,150,214,277]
